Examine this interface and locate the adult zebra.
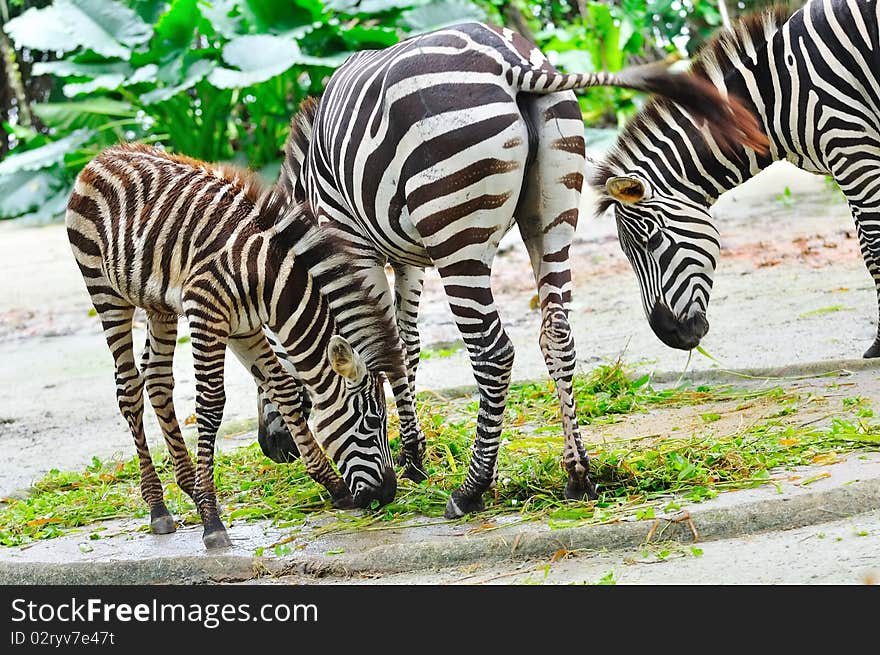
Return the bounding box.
[591,0,880,357]
[66,144,401,548]
[258,22,766,518]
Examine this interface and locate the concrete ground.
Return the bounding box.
[1,161,880,585]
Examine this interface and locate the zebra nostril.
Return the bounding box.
[689,312,709,339]
[351,468,397,508]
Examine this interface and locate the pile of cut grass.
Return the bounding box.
[1,363,877,547]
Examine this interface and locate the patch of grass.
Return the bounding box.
[419,340,465,360]
[1,363,878,547]
[502,361,785,427]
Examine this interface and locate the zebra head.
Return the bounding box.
[604,174,717,351]
[318,335,396,508]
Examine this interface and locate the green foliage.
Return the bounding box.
[0,0,488,222]
[1,0,747,222]
[2,363,878,547]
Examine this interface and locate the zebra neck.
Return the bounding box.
[262,245,341,410]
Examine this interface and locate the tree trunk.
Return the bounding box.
[0,0,32,128]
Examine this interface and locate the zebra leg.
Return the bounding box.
[391,263,427,481]
[97,304,175,534]
[256,327,303,463]
[186,322,232,549]
[353,260,427,481]
[228,329,355,508]
[515,92,597,500]
[140,313,197,501]
[439,266,515,518]
[853,215,880,358]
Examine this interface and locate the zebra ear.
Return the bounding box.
[606,176,646,204]
[328,335,366,383]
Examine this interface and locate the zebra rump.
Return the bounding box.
[257,20,771,519]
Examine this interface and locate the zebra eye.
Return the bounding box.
[646,229,664,250]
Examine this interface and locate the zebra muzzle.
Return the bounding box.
[351,467,397,508]
[649,302,709,351]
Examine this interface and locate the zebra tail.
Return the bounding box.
[520,62,769,156]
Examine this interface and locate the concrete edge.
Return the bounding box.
[648,357,879,385]
[3,476,878,585]
[420,357,880,401]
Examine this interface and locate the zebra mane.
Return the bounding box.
[113,142,269,208]
[272,206,406,380]
[278,96,319,204]
[690,4,795,81]
[589,4,794,216]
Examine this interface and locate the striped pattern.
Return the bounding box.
[591,0,880,357]
[65,144,402,549]
[257,21,766,518]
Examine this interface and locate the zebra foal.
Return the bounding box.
[591,0,880,358]
[66,144,402,549]
[256,22,767,518]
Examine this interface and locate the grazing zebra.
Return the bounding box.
[65,144,402,548]
[590,0,880,357]
[256,21,766,518]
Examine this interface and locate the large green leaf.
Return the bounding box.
[31,60,131,78]
[327,0,425,14]
[5,0,152,60]
[0,169,67,220]
[131,0,170,24]
[4,6,78,53]
[239,0,320,34]
[155,0,202,49]
[16,184,75,225]
[198,0,244,40]
[0,130,95,176]
[140,59,216,104]
[339,24,400,49]
[400,0,485,34]
[64,74,129,96]
[32,99,135,132]
[206,34,345,89]
[34,61,158,97]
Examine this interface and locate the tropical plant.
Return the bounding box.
[0,0,487,222]
[0,0,766,223]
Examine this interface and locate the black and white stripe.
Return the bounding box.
[591,0,880,357]
[65,144,402,549]
[258,21,764,517]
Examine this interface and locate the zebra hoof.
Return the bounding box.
[149,504,176,535]
[202,525,232,550]
[863,341,880,358]
[444,490,485,519]
[150,514,176,535]
[564,473,598,501]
